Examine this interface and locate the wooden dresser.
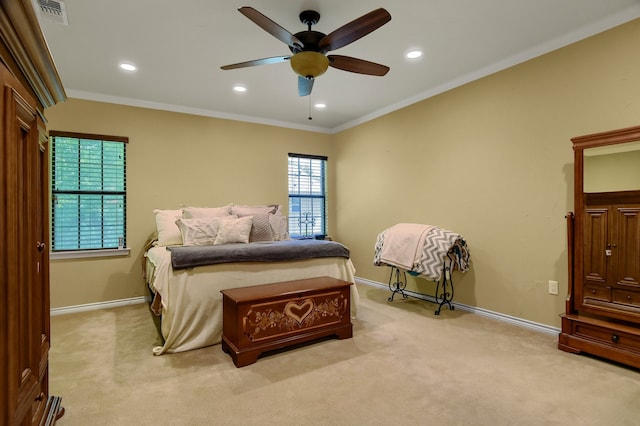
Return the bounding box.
[0,1,66,424]
[559,126,640,368]
[221,276,353,367]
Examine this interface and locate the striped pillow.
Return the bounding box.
[249,214,274,242]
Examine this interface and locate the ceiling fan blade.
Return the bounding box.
[220,56,290,70]
[328,55,389,76]
[238,7,303,49]
[298,76,314,97]
[319,8,391,52]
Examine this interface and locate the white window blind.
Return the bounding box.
[288,153,327,238]
[51,132,127,251]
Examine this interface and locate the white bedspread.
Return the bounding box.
[145,246,358,355]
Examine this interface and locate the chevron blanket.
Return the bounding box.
[374,224,470,281]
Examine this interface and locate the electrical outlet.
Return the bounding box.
[548,280,559,295]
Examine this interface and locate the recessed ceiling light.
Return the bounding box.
[233,85,247,93]
[406,50,423,59]
[119,63,136,71]
[314,103,326,109]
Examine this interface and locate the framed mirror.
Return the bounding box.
[583,140,640,193]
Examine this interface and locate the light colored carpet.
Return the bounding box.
[50,283,640,425]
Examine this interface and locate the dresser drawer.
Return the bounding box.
[582,283,611,303]
[573,321,640,353]
[613,288,640,309]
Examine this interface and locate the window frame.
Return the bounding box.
[287,153,328,239]
[49,131,129,259]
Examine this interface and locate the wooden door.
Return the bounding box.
[583,207,609,286]
[614,207,640,287]
[582,207,613,306]
[36,119,52,406]
[1,62,47,425]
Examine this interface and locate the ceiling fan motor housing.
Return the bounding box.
[290,13,330,79]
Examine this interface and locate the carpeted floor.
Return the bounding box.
[50,283,640,425]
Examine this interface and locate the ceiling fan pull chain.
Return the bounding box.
[308,95,312,120]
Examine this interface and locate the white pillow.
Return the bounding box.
[153,209,183,246]
[182,205,232,219]
[214,216,253,245]
[269,214,289,241]
[175,217,223,246]
[231,204,278,217]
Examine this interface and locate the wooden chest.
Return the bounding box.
[221,276,353,367]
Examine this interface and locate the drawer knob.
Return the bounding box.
[627,295,632,301]
[592,289,597,294]
[612,334,619,343]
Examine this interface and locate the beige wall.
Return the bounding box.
[334,19,640,327]
[46,19,640,329]
[45,102,334,307]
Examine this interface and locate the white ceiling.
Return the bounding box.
[36,0,640,133]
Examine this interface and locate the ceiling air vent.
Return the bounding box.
[36,0,68,25]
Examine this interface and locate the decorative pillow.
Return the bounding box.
[269,214,289,241]
[249,214,274,242]
[175,217,224,246]
[231,204,278,217]
[182,205,232,219]
[214,216,253,245]
[153,209,183,246]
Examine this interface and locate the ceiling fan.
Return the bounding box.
[220,7,392,97]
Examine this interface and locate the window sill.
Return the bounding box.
[50,248,131,260]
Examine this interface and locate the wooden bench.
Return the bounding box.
[221,276,353,367]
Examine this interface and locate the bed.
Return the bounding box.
[143,204,359,355]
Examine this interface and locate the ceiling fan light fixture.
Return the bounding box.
[290,51,329,78]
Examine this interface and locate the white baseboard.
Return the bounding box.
[50,296,149,316]
[355,277,561,336]
[50,280,562,337]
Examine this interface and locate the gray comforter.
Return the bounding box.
[167,239,350,270]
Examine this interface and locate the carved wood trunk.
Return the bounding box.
[221,276,352,367]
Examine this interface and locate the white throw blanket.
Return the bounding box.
[376,223,433,270]
[374,223,470,281]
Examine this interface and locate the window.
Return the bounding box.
[288,153,327,238]
[50,132,127,254]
